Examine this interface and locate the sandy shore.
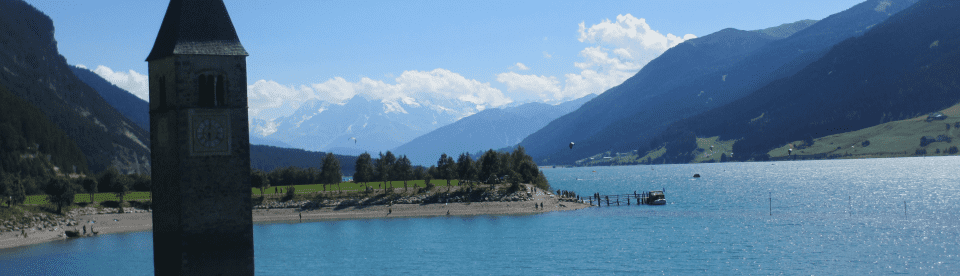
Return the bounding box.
[0,195,590,250]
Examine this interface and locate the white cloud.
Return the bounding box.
[92,65,149,101]
[248,68,512,121]
[393,69,511,107]
[497,14,694,102]
[511,62,530,71]
[573,46,642,71]
[577,14,695,56]
[75,64,87,69]
[561,69,634,99]
[496,72,561,100]
[248,80,315,120]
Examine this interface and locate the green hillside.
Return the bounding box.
[0,82,89,176]
[769,103,960,159]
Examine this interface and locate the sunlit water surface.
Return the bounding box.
[2,157,959,274]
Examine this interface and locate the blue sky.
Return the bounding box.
[26,0,864,120]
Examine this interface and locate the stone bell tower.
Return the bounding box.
[146,0,253,274]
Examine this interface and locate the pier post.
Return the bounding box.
[606,196,610,206]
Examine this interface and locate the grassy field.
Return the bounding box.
[18,180,464,205]
[25,191,153,205]
[691,136,736,163]
[577,150,644,166]
[768,103,960,159]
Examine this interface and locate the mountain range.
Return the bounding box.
[5,0,953,176]
[519,0,920,165]
[0,0,150,174]
[647,0,960,163]
[256,94,500,156]
[392,93,597,165]
[70,66,150,132]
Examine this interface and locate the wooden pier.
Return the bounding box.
[587,191,662,206]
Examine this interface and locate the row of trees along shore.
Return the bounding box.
[354,146,549,191]
[0,167,149,213]
[1,147,549,214]
[250,146,551,196]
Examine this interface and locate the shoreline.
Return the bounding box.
[0,197,590,250]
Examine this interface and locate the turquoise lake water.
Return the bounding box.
[2,157,959,275]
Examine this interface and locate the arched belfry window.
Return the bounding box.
[199,74,226,107]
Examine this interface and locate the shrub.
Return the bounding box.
[861,140,870,147]
[948,146,959,155]
[282,186,297,201]
[915,149,927,155]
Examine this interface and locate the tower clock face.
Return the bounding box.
[195,119,224,148]
[188,110,231,156]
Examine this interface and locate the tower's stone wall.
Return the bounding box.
[150,53,253,275]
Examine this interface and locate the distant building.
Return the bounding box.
[926,112,947,122]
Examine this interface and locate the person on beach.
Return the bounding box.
[299,212,302,222]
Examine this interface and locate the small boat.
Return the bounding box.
[645,190,666,205]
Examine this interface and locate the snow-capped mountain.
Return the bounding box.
[255,95,482,155]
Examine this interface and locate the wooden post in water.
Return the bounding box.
[769,192,772,216]
[848,196,852,216]
[606,196,610,206]
[904,200,907,218]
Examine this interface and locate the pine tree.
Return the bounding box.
[46,177,76,214]
[457,153,476,186]
[354,152,373,192]
[113,174,131,213]
[395,155,412,191]
[251,170,270,199]
[376,152,390,193]
[82,177,98,204]
[320,153,342,188]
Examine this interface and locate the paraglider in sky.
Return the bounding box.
[349,137,357,144]
[569,142,575,149]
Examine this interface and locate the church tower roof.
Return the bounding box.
[145,0,248,61]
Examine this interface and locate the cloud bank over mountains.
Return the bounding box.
[248,68,512,122]
[79,64,149,102]
[87,13,693,126]
[496,14,696,103]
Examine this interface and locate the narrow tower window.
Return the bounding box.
[199,74,212,107]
